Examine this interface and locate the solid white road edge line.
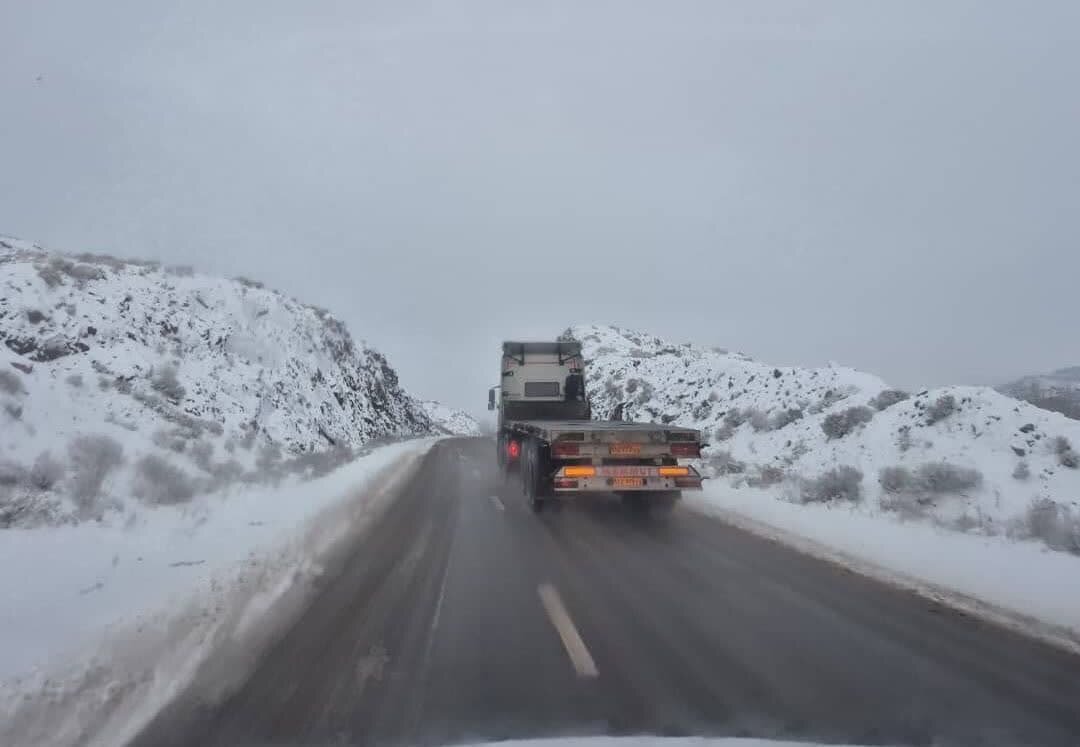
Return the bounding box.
[538,583,599,678]
[490,495,505,511]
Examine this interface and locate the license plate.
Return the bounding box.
[609,443,641,456]
[612,477,646,488]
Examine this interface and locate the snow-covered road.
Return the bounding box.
[0,438,438,747]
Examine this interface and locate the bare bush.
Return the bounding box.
[1053,436,1079,469]
[29,452,65,490]
[870,389,910,411]
[0,369,25,396]
[925,394,957,425]
[879,491,930,519]
[723,408,747,429]
[0,461,28,487]
[190,440,214,472]
[749,464,787,487]
[256,441,283,472]
[152,428,188,453]
[748,409,770,432]
[68,435,124,514]
[151,364,186,402]
[769,408,804,430]
[801,466,863,503]
[286,446,356,479]
[821,406,874,440]
[916,462,982,494]
[712,424,734,442]
[633,380,655,406]
[707,450,746,476]
[1023,499,1080,554]
[132,454,196,505]
[66,373,84,388]
[1012,460,1031,480]
[878,466,912,494]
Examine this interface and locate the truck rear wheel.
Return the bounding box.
[523,438,550,511]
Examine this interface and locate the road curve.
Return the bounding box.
[134,437,1080,746]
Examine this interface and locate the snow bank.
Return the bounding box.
[691,484,1080,651]
[0,438,437,747]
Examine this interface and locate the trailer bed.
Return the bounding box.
[505,419,699,442]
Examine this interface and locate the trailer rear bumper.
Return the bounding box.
[551,464,703,493]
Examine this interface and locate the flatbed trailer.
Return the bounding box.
[490,341,703,511]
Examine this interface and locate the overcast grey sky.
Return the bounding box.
[2,1,1078,415]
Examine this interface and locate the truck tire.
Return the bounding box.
[523,438,550,511]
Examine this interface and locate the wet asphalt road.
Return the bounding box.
[134,437,1080,747]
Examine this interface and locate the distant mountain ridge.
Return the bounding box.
[999,367,1080,420]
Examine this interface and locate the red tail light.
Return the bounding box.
[670,443,700,458]
[508,440,521,459]
[552,442,580,457]
[554,479,578,489]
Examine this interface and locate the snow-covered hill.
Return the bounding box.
[0,235,433,526]
[420,400,481,436]
[568,324,1080,550]
[999,367,1080,420]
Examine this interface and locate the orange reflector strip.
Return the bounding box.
[658,466,690,477]
[563,466,596,478]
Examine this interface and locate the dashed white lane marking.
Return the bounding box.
[538,583,599,678]
[490,495,505,512]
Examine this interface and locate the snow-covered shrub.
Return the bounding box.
[712,424,734,442]
[190,440,214,472]
[152,428,188,453]
[287,445,355,479]
[870,389,909,411]
[633,380,655,405]
[878,465,912,494]
[151,364,186,402]
[915,462,982,494]
[707,449,746,475]
[256,441,283,472]
[769,408,804,430]
[0,460,28,487]
[925,394,957,425]
[748,408,770,432]
[68,434,124,512]
[723,408,747,429]
[821,406,873,440]
[801,465,863,503]
[1022,499,1080,555]
[1012,460,1031,480]
[3,402,23,420]
[1053,436,1079,469]
[66,373,84,388]
[29,451,65,491]
[132,454,196,505]
[749,464,787,487]
[879,491,929,519]
[0,369,25,396]
[691,399,712,420]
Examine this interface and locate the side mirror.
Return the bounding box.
[487,387,497,411]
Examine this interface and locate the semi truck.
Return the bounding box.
[488,340,703,511]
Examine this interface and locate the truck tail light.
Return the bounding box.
[563,466,596,478]
[670,443,700,458]
[658,466,690,477]
[552,442,580,457]
[507,440,521,459]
